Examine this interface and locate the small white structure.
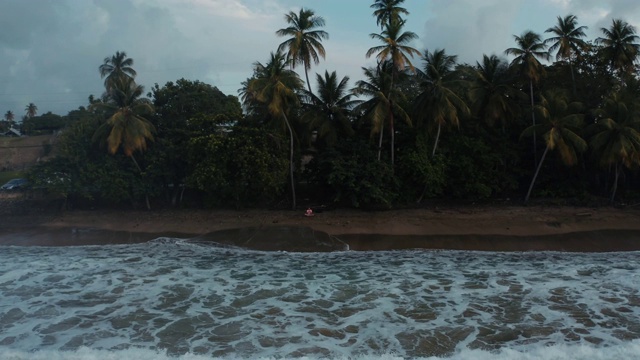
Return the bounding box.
[1,127,22,137]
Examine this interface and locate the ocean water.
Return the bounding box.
[1,238,639,359]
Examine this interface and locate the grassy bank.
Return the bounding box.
[0,170,24,185]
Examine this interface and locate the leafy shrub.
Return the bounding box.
[442,134,518,200]
[395,135,446,202]
[186,127,288,207]
[306,139,398,209]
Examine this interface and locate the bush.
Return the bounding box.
[186,127,288,207]
[305,139,398,209]
[395,135,446,202]
[27,116,152,208]
[442,134,518,200]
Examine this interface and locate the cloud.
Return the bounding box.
[420,0,523,64]
[554,1,640,43]
[0,0,287,115]
[1,0,640,117]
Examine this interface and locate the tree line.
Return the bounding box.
[1,103,42,134]
[25,0,640,209]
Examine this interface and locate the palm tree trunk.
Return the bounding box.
[283,113,296,210]
[418,123,443,204]
[389,69,396,166]
[130,155,151,210]
[304,68,313,96]
[416,184,428,204]
[605,163,611,195]
[431,122,442,157]
[415,119,447,204]
[610,162,620,204]
[377,124,384,161]
[529,80,537,164]
[524,145,550,205]
[390,102,395,166]
[569,61,577,98]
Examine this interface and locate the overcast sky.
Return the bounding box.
[1,0,640,118]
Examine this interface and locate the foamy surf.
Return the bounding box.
[3,341,640,360]
[1,241,639,358]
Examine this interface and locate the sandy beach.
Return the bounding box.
[2,195,640,251]
[30,205,640,237]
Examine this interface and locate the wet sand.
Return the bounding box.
[1,204,640,251]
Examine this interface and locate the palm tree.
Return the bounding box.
[276,8,328,95]
[469,54,522,129]
[244,51,304,209]
[4,110,15,127]
[366,19,421,165]
[412,49,469,203]
[301,71,357,148]
[367,19,421,74]
[595,19,640,80]
[414,49,469,157]
[505,30,550,161]
[92,77,155,209]
[99,51,137,91]
[521,89,587,204]
[25,103,38,119]
[545,14,588,96]
[353,62,410,162]
[588,92,640,203]
[93,77,154,157]
[371,0,409,28]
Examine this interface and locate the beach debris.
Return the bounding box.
[305,208,315,217]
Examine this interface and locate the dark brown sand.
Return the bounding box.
[1,201,640,251]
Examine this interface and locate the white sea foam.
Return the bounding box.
[2,341,640,359]
[1,241,639,358]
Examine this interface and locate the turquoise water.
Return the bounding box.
[1,239,639,359]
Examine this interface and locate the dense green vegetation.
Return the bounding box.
[16,1,640,209]
[0,171,24,185]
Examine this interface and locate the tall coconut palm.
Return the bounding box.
[412,49,469,203]
[92,77,155,209]
[588,92,640,203]
[545,14,588,96]
[25,103,38,119]
[301,70,357,148]
[99,51,137,91]
[353,62,410,162]
[276,8,328,95]
[521,89,586,204]
[595,19,640,80]
[413,49,469,157]
[469,54,522,129]
[505,30,550,161]
[239,76,268,119]
[367,19,420,165]
[367,19,421,74]
[4,110,15,127]
[93,77,154,157]
[370,0,409,29]
[244,51,304,209]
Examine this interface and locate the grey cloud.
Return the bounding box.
[2,0,640,117]
[420,0,522,64]
[562,0,640,38]
[0,0,59,50]
[0,0,271,115]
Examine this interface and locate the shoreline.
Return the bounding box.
[2,205,640,251]
[11,205,640,236]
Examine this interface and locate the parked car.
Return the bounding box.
[1,178,27,190]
